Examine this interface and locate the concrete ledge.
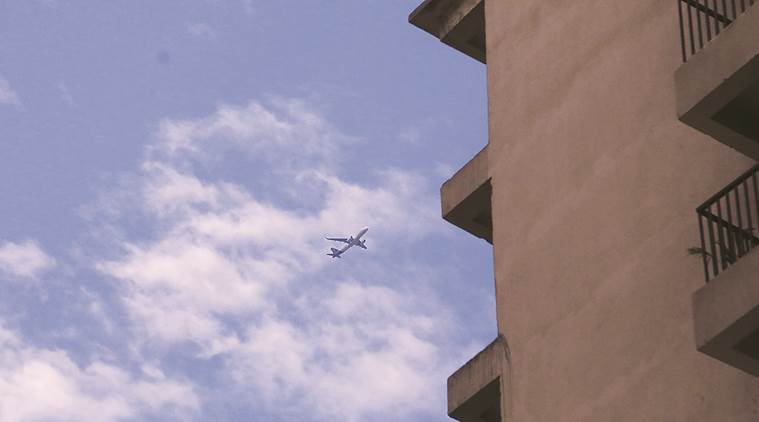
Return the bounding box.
[441,145,492,243]
[448,336,509,422]
[693,247,759,376]
[675,4,759,160]
[409,0,486,63]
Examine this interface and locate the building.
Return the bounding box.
[409,0,759,420]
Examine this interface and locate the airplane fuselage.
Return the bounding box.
[348,227,369,249]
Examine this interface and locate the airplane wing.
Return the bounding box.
[326,237,350,243]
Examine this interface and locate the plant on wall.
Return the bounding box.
[687,242,737,265]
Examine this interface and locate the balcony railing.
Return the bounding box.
[678,0,755,62]
[695,164,759,281]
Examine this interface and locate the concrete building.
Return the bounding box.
[410,0,759,420]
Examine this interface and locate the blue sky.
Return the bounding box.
[0,1,493,420]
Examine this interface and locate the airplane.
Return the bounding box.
[326,227,369,258]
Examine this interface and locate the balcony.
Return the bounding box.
[693,163,759,281]
[447,336,508,422]
[409,0,485,63]
[692,164,759,376]
[441,145,492,243]
[675,0,759,160]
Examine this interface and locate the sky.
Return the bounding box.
[0,1,494,421]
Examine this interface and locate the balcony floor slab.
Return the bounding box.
[676,3,759,160]
[693,247,759,376]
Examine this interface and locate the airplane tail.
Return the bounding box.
[327,247,342,258]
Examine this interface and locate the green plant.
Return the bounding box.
[687,242,736,265]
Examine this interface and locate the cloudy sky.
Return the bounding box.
[0,1,493,421]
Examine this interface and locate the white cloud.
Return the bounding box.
[95,98,454,420]
[0,240,56,279]
[152,99,351,166]
[241,0,255,14]
[398,126,421,145]
[229,281,443,421]
[187,22,216,39]
[58,82,76,106]
[0,322,198,422]
[0,77,20,107]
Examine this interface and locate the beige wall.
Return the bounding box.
[484,1,759,420]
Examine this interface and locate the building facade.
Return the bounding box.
[410,0,759,420]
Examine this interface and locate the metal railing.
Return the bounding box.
[696,164,759,282]
[678,0,755,62]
